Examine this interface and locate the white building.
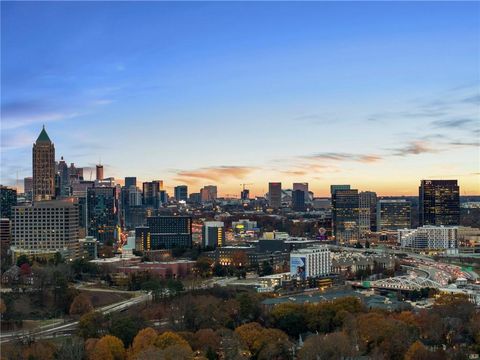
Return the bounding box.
[398,226,458,250]
[12,199,79,256]
[290,246,331,280]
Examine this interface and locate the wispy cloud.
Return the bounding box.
[390,140,438,157]
[301,152,382,163]
[432,118,477,129]
[173,166,257,185]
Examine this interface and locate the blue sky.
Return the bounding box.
[1,1,479,196]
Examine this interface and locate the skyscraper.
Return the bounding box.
[200,185,217,202]
[202,221,225,248]
[96,164,104,181]
[268,182,282,209]
[0,186,17,219]
[332,187,359,243]
[32,126,55,201]
[419,180,460,226]
[125,177,137,188]
[292,189,306,211]
[174,185,188,202]
[377,199,411,231]
[358,191,377,236]
[87,186,119,243]
[143,180,162,208]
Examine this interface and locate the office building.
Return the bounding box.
[232,219,258,232]
[419,180,460,226]
[377,199,411,231]
[78,236,99,260]
[96,164,104,181]
[398,226,458,250]
[12,199,79,255]
[332,188,359,242]
[200,185,217,202]
[268,182,282,209]
[57,156,70,196]
[32,126,56,201]
[293,182,309,203]
[125,177,137,188]
[290,246,331,280]
[0,218,11,254]
[241,189,250,200]
[174,185,188,202]
[202,221,225,248]
[143,216,192,250]
[24,177,33,200]
[143,180,163,208]
[292,189,306,211]
[330,184,351,196]
[0,186,17,219]
[359,191,377,236]
[87,187,119,243]
[189,192,201,204]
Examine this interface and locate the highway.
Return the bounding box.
[0,292,151,344]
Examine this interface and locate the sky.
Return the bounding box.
[1,1,479,197]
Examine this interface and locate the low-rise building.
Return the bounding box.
[290,246,331,280]
[398,226,458,250]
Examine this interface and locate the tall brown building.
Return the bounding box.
[33,126,55,201]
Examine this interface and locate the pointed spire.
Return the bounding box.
[36,125,52,143]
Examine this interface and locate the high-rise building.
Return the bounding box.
[125,177,137,188]
[330,185,351,196]
[398,226,457,250]
[419,180,460,226]
[240,189,250,200]
[189,192,201,204]
[143,216,192,249]
[200,185,217,202]
[143,181,162,208]
[377,199,411,231]
[32,126,55,201]
[358,191,377,236]
[332,187,359,242]
[12,199,79,256]
[0,186,17,219]
[293,182,309,203]
[290,246,331,280]
[57,156,70,196]
[174,185,188,202]
[292,189,306,211]
[268,182,282,209]
[87,187,119,243]
[24,177,33,199]
[0,218,12,255]
[96,164,104,181]
[202,221,225,248]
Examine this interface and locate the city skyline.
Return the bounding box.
[2,2,479,196]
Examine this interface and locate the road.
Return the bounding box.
[0,292,151,344]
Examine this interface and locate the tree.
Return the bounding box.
[130,327,158,356]
[70,293,94,317]
[56,338,85,360]
[78,311,107,339]
[155,331,192,351]
[235,322,264,350]
[109,314,145,347]
[16,254,31,267]
[298,332,356,360]
[22,341,57,360]
[90,335,125,360]
[195,257,213,277]
[404,341,432,360]
[0,297,6,314]
[270,303,308,337]
[194,328,221,353]
[259,261,274,276]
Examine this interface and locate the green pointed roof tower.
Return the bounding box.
[36,125,52,143]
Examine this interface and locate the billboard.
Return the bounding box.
[290,256,307,280]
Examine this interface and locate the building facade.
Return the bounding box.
[358,191,377,236]
[0,186,17,219]
[332,188,359,243]
[174,185,188,202]
[290,246,331,280]
[398,226,458,250]
[32,126,56,201]
[268,182,282,209]
[419,180,460,226]
[12,199,79,255]
[202,221,225,248]
[377,199,411,231]
[143,216,192,250]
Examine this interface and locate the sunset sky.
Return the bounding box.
[1,1,479,197]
